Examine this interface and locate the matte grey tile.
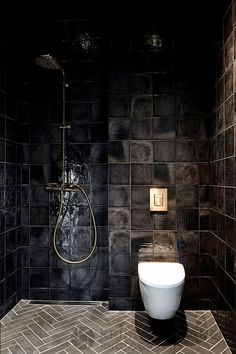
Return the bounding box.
[109,186,130,207]
[109,164,130,185]
[109,230,130,253]
[177,232,199,253]
[131,118,153,139]
[131,186,150,209]
[109,254,130,275]
[153,117,176,139]
[153,141,175,162]
[225,126,234,157]
[198,140,209,162]
[177,117,198,138]
[131,141,153,162]
[176,163,198,185]
[1,301,231,354]
[225,95,234,127]
[108,208,130,229]
[176,141,197,161]
[153,231,176,253]
[225,64,233,99]
[131,231,153,254]
[131,210,153,230]
[154,163,176,185]
[154,210,177,230]
[176,186,198,207]
[132,96,152,118]
[178,209,199,230]
[131,164,152,185]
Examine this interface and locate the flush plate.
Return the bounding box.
[150,188,168,211]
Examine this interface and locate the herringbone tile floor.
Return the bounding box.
[0,300,231,354]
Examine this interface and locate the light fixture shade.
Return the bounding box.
[144,30,164,51]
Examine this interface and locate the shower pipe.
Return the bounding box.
[36,54,97,264]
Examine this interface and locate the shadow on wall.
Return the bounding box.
[135,311,187,345]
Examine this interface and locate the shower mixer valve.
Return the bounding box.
[46,182,81,192]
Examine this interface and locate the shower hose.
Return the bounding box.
[53,184,97,264]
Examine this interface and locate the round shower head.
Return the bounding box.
[35,54,62,71]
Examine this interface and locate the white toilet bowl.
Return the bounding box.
[138,262,185,320]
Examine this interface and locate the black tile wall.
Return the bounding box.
[210,0,236,309]
[16,18,109,302]
[108,35,212,309]
[0,42,21,317]
[209,1,236,351]
[2,5,234,331]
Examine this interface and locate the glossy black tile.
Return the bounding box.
[129,73,152,94]
[89,165,106,187]
[108,141,129,163]
[30,165,49,186]
[49,268,70,288]
[30,186,49,205]
[91,185,108,205]
[30,206,49,226]
[6,230,16,253]
[71,269,90,289]
[68,144,90,164]
[69,122,91,143]
[109,97,130,117]
[153,95,175,116]
[91,143,108,163]
[109,276,130,297]
[6,252,17,277]
[30,125,49,143]
[109,118,130,140]
[178,209,199,230]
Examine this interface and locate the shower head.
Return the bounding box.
[35,54,63,71]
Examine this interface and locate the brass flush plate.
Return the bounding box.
[150,188,168,211]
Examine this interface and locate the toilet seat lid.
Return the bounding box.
[138,262,185,288]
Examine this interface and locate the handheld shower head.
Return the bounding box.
[35,54,63,71]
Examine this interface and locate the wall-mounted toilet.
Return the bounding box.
[138,262,185,320]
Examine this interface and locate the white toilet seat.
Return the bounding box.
[138,262,185,288]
